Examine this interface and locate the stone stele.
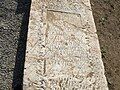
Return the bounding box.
[23,0,109,90]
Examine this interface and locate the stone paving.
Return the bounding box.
[23,0,108,90]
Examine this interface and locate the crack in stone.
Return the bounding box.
[43,59,46,74]
[47,9,81,15]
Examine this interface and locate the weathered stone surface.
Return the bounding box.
[23,0,108,90]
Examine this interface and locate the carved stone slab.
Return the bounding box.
[23,0,108,90]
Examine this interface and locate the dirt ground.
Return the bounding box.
[0,0,120,90]
[0,0,31,89]
[91,0,120,90]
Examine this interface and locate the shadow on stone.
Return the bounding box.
[12,0,31,90]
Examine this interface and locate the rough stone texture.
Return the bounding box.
[23,0,108,90]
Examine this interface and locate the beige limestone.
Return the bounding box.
[23,0,108,90]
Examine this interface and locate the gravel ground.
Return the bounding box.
[91,0,120,90]
[0,0,31,89]
[0,0,120,90]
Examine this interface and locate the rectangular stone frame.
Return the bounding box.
[23,0,108,90]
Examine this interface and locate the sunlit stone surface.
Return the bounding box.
[23,0,108,90]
